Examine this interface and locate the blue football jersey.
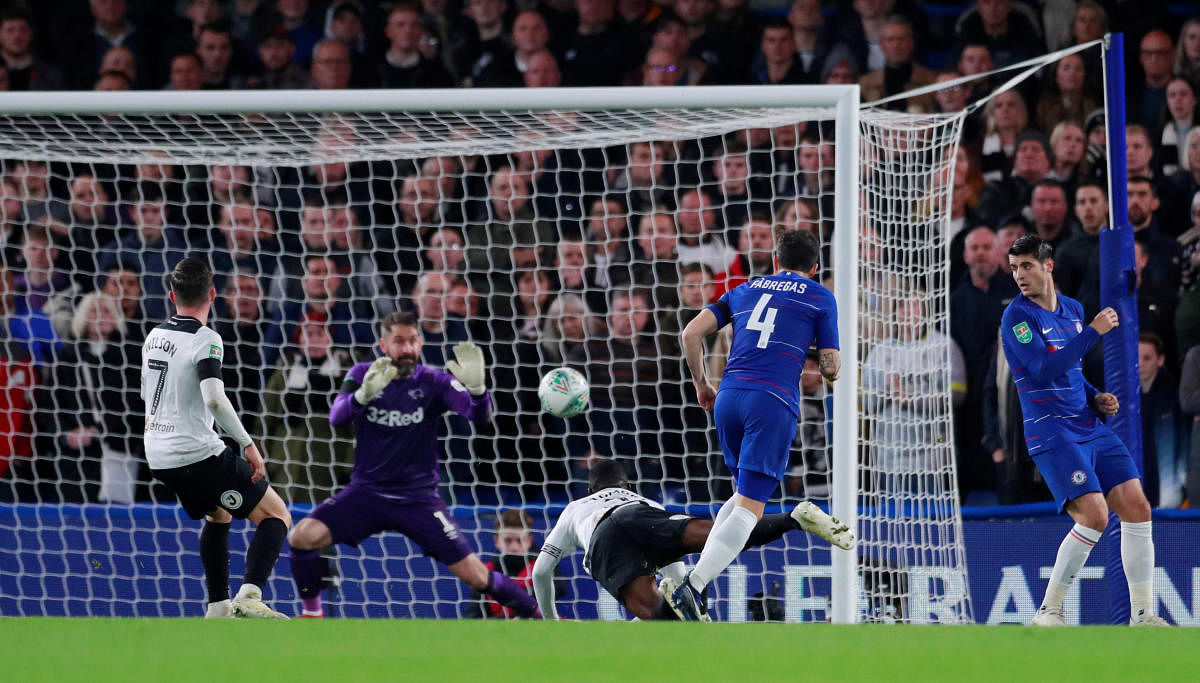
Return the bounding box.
[706,271,838,414]
[999,293,1107,453]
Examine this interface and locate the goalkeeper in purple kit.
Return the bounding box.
[287,311,541,618]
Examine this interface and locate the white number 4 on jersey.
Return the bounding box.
[747,293,777,348]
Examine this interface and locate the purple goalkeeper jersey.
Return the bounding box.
[330,362,491,497]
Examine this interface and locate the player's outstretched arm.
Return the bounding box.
[199,377,263,481]
[531,549,560,620]
[818,348,840,382]
[1001,309,1102,383]
[682,309,719,410]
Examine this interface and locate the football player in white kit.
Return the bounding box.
[142,258,292,619]
[531,460,853,621]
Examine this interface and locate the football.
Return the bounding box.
[537,367,590,418]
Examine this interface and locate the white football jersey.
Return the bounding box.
[141,315,228,470]
[541,487,662,574]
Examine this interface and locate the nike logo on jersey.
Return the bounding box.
[1042,327,1053,334]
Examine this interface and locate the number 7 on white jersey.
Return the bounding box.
[746,293,777,348]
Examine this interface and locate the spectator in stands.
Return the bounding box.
[658,262,713,359]
[708,0,761,83]
[980,89,1028,182]
[471,9,536,87]
[196,21,237,89]
[983,330,1048,504]
[751,20,807,85]
[821,45,859,85]
[582,195,634,294]
[567,288,665,494]
[162,0,223,65]
[1031,179,1079,255]
[796,131,835,203]
[264,253,373,367]
[411,270,469,368]
[639,47,683,86]
[1069,1,1106,47]
[1134,238,1177,367]
[10,223,63,364]
[863,287,966,491]
[166,52,204,90]
[465,167,552,296]
[775,197,821,236]
[825,0,891,74]
[379,3,454,88]
[459,0,510,87]
[558,0,641,86]
[1159,78,1197,177]
[213,272,268,419]
[53,0,150,90]
[1177,191,1200,296]
[710,141,768,238]
[522,48,561,88]
[606,141,672,214]
[1035,53,1095,136]
[555,234,605,314]
[236,25,312,89]
[309,38,352,89]
[276,0,323,67]
[275,200,380,307]
[0,8,62,91]
[1132,30,1174,129]
[464,509,567,618]
[647,13,706,86]
[786,0,829,82]
[261,317,356,505]
[955,0,1042,68]
[423,226,467,277]
[674,187,734,275]
[1175,18,1200,92]
[94,69,131,91]
[36,290,141,503]
[376,171,439,301]
[50,174,119,288]
[326,3,373,88]
[210,200,282,297]
[540,292,604,364]
[1128,176,1183,297]
[957,42,994,97]
[10,159,51,222]
[712,216,774,299]
[1139,332,1189,508]
[99,46,138,89]
[1166,128,1200,234]
[1177,343,1200,503]
[630,209,682,311]
[1126,124,1158,182]
[99,183,182,323]
[786,348,831,499]
[858,15,934,111]
[947,148,986,285]
[1055,181,1107,318]
[978,132,1051,225]
[1048,121,1086,192]
[951,225,1018,497]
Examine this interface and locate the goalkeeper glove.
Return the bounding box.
[446,341,486,396]
[354,357,398,405]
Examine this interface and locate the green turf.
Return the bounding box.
[4,618,1197,682]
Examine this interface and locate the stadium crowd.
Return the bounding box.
[0,0,1199,511]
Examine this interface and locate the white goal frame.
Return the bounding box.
[1,85,861,622]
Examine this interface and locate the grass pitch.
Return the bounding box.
[5,618,1197,682]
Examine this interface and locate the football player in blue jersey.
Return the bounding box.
[1000,235,1166,626]
[665,230,855,621]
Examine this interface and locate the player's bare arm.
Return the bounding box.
[818,348,840,382]
[682,308,719,410]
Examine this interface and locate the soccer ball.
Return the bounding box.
[537,367,590,418]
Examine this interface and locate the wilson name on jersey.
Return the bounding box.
[141,315,227,470]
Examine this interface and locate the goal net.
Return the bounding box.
[0,87,971,623]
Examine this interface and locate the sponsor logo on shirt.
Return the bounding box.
[1013,322,1032,344]
[365,406,425,427]
[208,344,222,361]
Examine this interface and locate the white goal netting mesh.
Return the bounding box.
[0,97,970,623]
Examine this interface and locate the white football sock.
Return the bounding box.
[689,506,758,589]
[1042,523,1100,609]
[712,498,737,529]
[1121,521,1155,616]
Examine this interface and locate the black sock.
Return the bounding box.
[650,600,680,621]
[244,517,287,589]
[744,513,796,549]
[200,520,231,603]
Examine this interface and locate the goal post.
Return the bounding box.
[0,84,977,623]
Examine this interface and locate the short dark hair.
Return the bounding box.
[761,18,791,34]
[495,509,532,531]
[1033,179,1065,196]
[1128,175,1158,196]
[1139,332,1164,356]
[1075,179,1107,199]
[168,257,213,306]
[678,262,713,280]
[136,180,163,204]
[587,459,630,494]
[777,229,820,271]
[1008,234,1053,261]
[379,310,418,336]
